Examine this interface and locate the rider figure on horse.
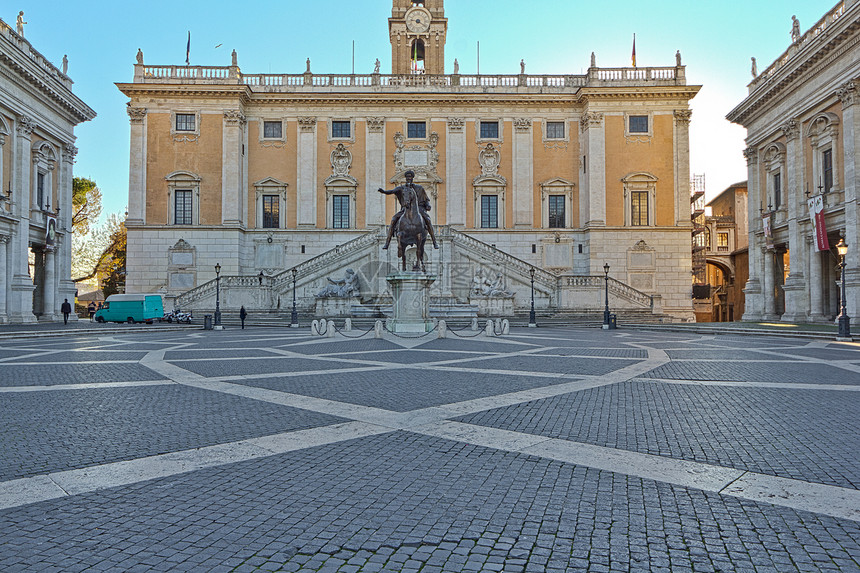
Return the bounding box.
[378,170,439,250]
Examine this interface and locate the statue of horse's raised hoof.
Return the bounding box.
[433,242,439,249]
[382,244,389,250]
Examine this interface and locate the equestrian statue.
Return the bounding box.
[378,170,439,272]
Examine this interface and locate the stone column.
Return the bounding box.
[221,110,246,226]
[780,119,809,321]
[741,146,763,320]
[838,81,860,318]
[365,118,386,227]
[763,247,777,319]
[9,116,36,323]
[673,110,693,226]
[58,144,77,308]
[0,234,8,323]
[126,107,147,226]
[41,247,56,321]
[807,235,826,321]
[446,118,466,228]
[297,117,317,228]
[513,118,533,228]
[579,112,605,228]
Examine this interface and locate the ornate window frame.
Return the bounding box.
[259,118,286,145]
[31,140,57,212]
[473,175,506,229]
[405,119,429,141]
[621,172,657,227]
[763,142,786,211]
[328,118,355,143]
[476,119,503,144]
[171,111,200,140]
[624,112,653,138]
[253,177,288,229]
[324,177,357,229]
[165,171,201,226]
[806,112,840,194]
[539,178,575,228]
[542,120,568,143]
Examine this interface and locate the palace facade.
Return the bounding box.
[728,0,860,323]
[0,18,95,323]
[118,0,700,320]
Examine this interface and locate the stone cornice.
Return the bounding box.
[0,54,95,125]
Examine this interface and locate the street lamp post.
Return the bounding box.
[836,238,852,340]
[528,267,536,328]
[290,267,299,328]
[214,263,222,328]
[603,263,611,329]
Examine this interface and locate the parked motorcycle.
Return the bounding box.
[164,308,193,323]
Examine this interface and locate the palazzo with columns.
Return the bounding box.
[0,18,95,323]
[728,0,860,323]
[118,0,700,320]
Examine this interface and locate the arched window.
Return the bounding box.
[410,39,425,74]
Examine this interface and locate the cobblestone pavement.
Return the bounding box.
[1,326,859,572]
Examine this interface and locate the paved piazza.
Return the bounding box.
[1,326,859,572]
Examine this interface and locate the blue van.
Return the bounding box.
[94,294,164,324]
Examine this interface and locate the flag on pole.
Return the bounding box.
[631,34,636,67]
[185,31,191,65]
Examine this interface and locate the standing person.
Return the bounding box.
[87,301,96,321]
[61,299,72,325]
[240,306,247,329]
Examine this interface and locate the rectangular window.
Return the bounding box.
[546,121,565,139]
[263,121,282,139]
[174,190,193,225]
[37,173,45,209]
[548,195,565,228]
[631,190,648,226]
[332,195,350,228]
[331,121,351,139]
[480,121,499,139]
[175,113,196,132]
[718,232,729,252]
[823,149,833,193]
[407,121,426,139]
[480,195,498,228]
[262,195,280,228]
[773,172,781,209]
[628,115,648,133]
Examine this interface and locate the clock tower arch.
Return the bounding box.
[390,0,447,75]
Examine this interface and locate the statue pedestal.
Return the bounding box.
[315,296,361,318]
[469,295,515,317]
[386,272,436,333]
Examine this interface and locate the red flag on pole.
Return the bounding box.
[631,34,636,67]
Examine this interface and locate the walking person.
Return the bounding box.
[61,299,72,325]
[240,305,247,329]
[87,301,96,321]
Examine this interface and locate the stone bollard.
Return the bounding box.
[471,317,479,331]
[438,320,447,339]
[311,319,320,336]
[327,320,337,337]
[501,319,510,335]
[344,318,352,331]
[374,320,384,338]
[485,320,495,336]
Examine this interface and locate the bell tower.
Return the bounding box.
[390,0,447,75]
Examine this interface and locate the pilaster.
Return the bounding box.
[513,118,533,228]
[807,235,826,321]
[446,117,466,228]
[741,146,764,320]
[297,117,317,227]
[221,110,246,226]
[0,233,8,323]
[126,107,147,226]
[9,116,36,323]
[580,112,605,227]
[780,118,809,322]
[59,144,77,306]
[838,81,860,318]
[673,110,692,226]
[365,117,386,227]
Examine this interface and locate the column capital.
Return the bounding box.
[223,110,246,126]
[298,116,316,132]
[781,119,801,140]
[743,146,758,165]
[447,117,464,132]
[838,81,857,108]
[673,109,693,126]
[62,143,78,164]
[513,118,531,132]
[0,233,9,244]
[367,117,385,133]
[16,116,36,137]
[579,112,604,132]
[127,107,147,124]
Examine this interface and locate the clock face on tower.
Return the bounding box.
[405,7,431,33]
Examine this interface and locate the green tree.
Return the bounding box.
[72,176,102,235]
[99,214,127,297]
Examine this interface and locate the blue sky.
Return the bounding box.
[7,0,838,220]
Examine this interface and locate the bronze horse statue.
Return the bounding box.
[393,185,428,272]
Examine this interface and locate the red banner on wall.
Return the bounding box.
[807,195,830,252]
